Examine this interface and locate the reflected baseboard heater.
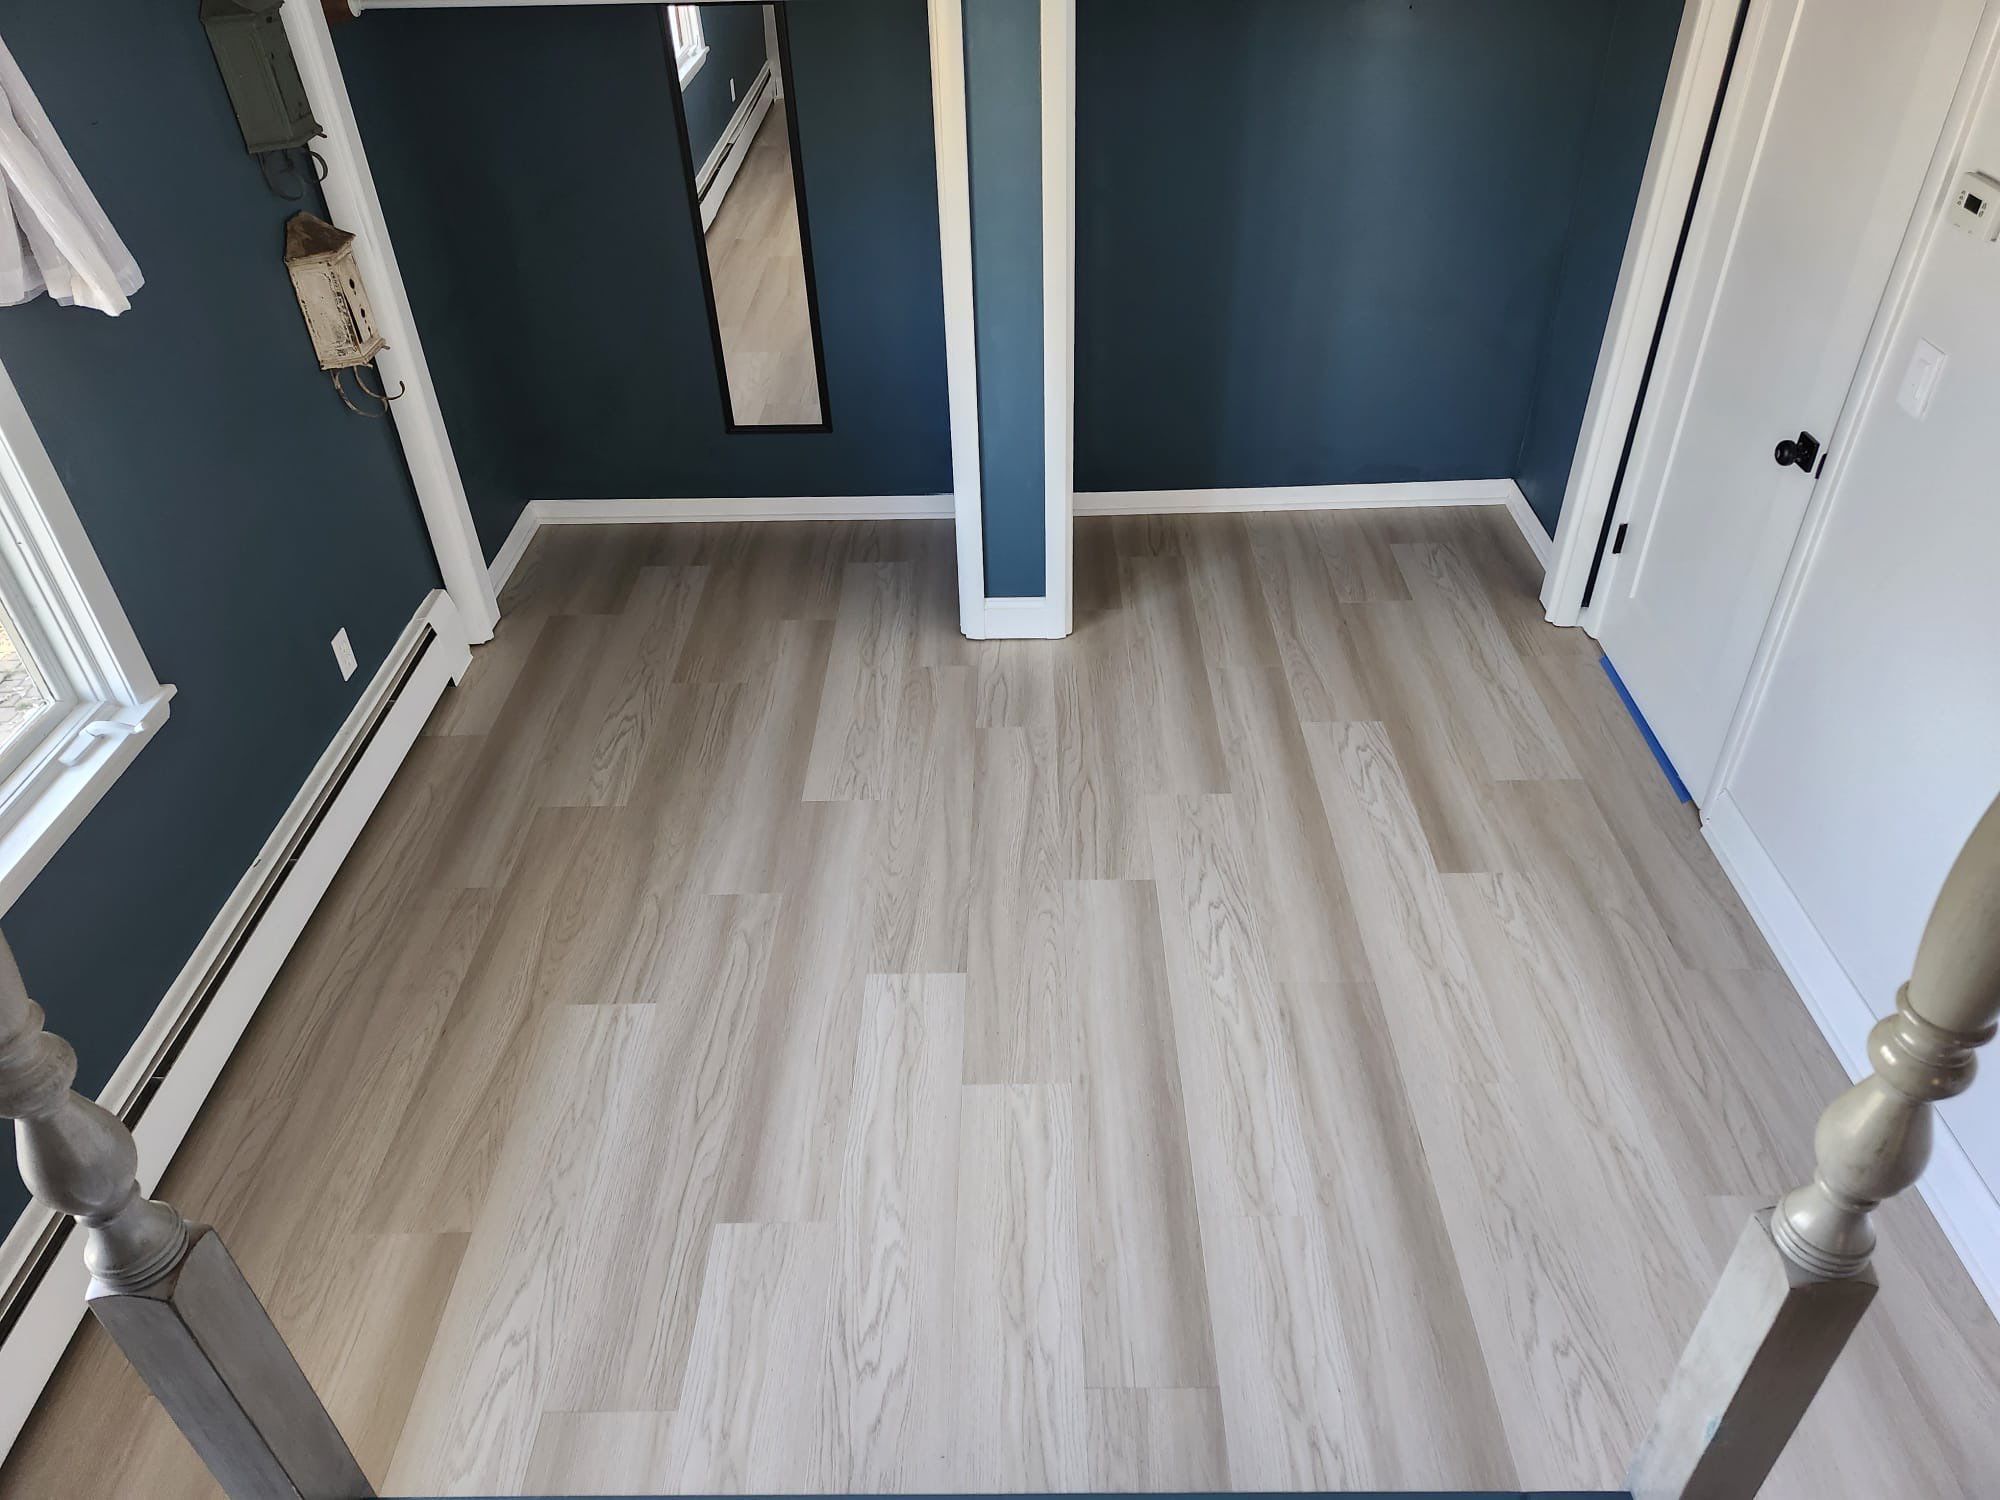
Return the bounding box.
[695,62,776,229]
[0,589,473,1464]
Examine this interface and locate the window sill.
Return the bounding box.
[0,684,173,915]
[678,43,711,88]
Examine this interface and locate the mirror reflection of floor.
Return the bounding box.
[705,99,821,428]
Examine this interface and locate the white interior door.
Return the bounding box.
[1593,0,1984,802]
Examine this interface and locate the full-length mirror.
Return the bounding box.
[665,3,829,431]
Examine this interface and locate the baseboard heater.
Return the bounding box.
[0,590,472,1461]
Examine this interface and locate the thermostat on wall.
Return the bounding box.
[1948,170,2000,238]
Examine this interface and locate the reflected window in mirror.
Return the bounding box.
[664,3,830,431]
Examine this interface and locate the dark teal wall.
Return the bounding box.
[964,0,1045,597]
[1514,0,1684,535]
[337,0,953,563]
[684,4,771,167]
[0,2,440,1227]
[1075,0,1680,518]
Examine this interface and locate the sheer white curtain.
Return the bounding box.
[0,35,142,316]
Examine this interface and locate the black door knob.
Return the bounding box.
[1774,430,1821,472]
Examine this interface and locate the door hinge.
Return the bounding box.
[1612,522,1629,555]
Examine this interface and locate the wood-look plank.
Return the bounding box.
[1340,599,1511,874]
[425,617,611,891]
[951,1084,1088,1491]
[15,509,2000,1500]
[524,1411,677,1498]
[964,721,1066,1083]
[388,1004,653,1495]
[1529,650,1776,971]
[1303,718,1653,1481]
[546,895,784,1413]
[868,666,974,974]
[544,565,708,808]
[668,1221,837,1495]
[1278,979,1515,1487]
[1244,512,1383,723]
[1147,795,1315,1219]
[1086,1387,1230,1493]
[803,560,918,803]
[1394,539,1576,783]
[813,974,965,1491]
[1068,879,1216,1390]
[1122,553,1230,794]
[715,800,880,1224]
[1201,1211,1354,1488]
[1209,663,1369,985]
[1054,613,1155,880]
[362,808,599,1234]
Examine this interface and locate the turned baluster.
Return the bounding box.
[0,932,370,1499]
[1630,791,2000,1499]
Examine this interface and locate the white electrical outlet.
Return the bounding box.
[331,628,357,681]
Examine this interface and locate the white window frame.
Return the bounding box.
[0,354,174,916]
[667,6,709,87]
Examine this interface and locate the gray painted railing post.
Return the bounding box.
[1630,791,2000,1499]
[0,932,371,1499]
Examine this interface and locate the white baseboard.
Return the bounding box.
[1503,485,1555,567]
[697,61,776,232]
[1074,478,1524,516]
[536,494,955,525]
[1078,479,1553,573]
[488,502,541,596]
[964,594,1069,641]
[489,493,959,595]
[1703,790,2000,1318]
[0,589,472,1464]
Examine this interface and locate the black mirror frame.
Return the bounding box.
[661,2,833,434]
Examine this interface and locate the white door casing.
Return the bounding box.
[1591,0,1985,803]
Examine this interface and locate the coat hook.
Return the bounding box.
[351,363,406,405]
[330,368,388,418]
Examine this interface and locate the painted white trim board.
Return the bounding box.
[1703,790,2000,1319]
[535,494,955,524]
[0,590,472,1464]
[488,502,541,597]
[487,495,959,597]
[1076,479,1555,571]
[282,0,498,642]
[1505,486,1555,567]
[965,594,1067,641]
[1075,479,1523,515]
[1041,0,1077,641]
[489,482,1554,622]
[927,0,988,642]
[696,61,775,232]
[1541,0,1744,624]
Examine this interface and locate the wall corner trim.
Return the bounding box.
[1503,483,1555,567]
[1702,789,2000,1320]
[0,588,472,1465]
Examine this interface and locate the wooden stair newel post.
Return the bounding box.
[1631,792,2000,1500]
[0,934,372,1500]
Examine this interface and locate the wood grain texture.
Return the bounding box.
[11,511,1998,1499]
[951,1084,1087,1491]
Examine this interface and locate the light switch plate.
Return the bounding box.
[331,627,357,681]
[1897,338,1948,420]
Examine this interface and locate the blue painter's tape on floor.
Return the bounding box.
[1600,655,1691,803]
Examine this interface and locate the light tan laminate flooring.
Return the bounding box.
[8,509,1998,1496]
